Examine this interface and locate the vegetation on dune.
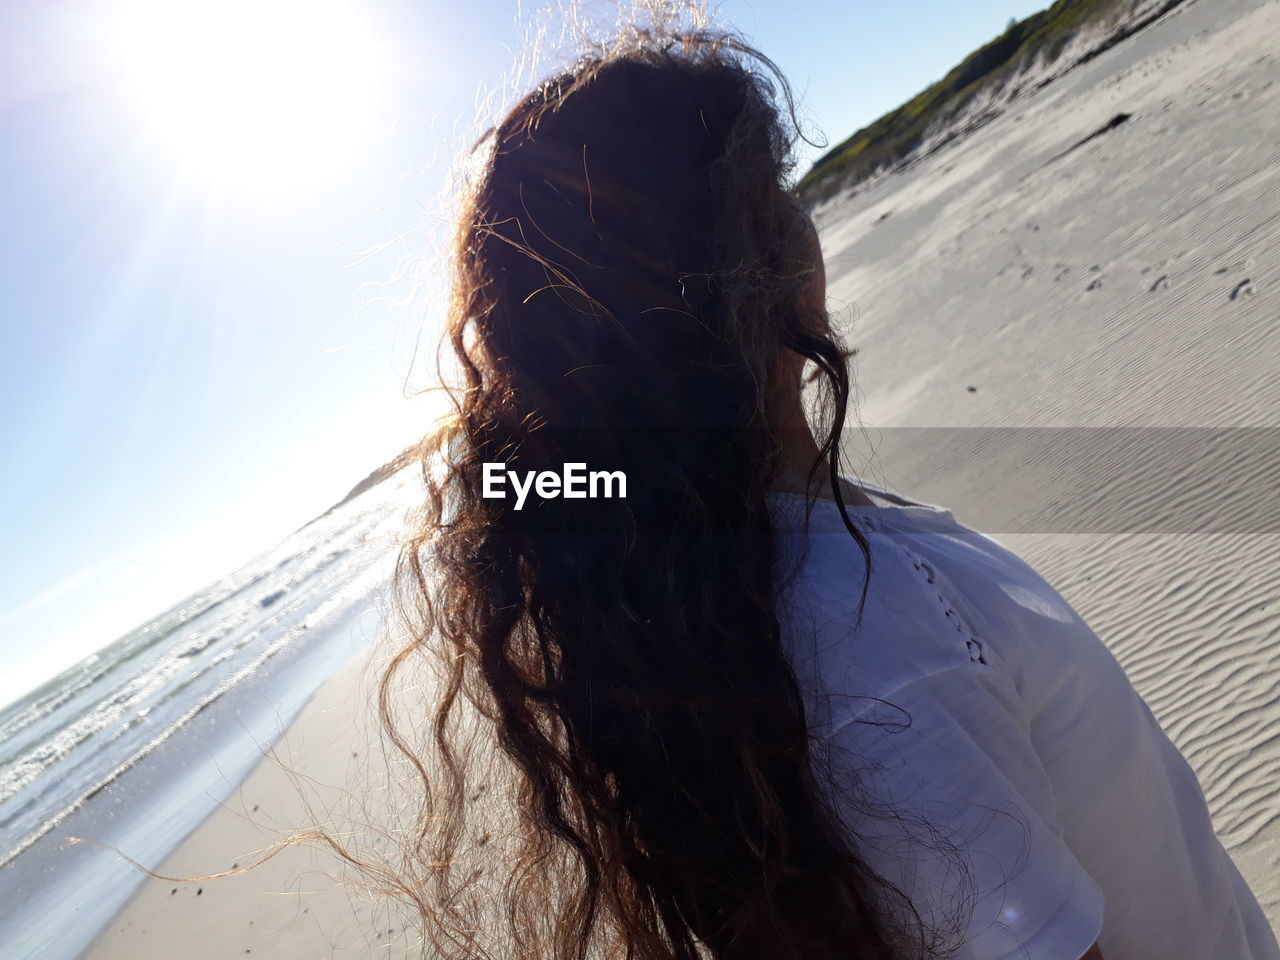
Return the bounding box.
[796,0,1179,205]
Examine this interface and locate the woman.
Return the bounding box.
[377,16,1279,960]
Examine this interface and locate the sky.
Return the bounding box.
[0,0,1047,708]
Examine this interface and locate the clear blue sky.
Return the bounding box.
[0,0,1045,707]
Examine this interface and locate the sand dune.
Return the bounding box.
[83,0,1280,953]
[814,0,1280,923]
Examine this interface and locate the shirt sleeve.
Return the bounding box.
[822,662,1105,960]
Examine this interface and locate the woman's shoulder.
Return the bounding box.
[767,480,1090,645]
[767,482,1107,723]
[768,489,985,719]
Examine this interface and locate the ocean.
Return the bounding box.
[0,466,422,958]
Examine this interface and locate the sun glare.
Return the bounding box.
[113,0,385,197]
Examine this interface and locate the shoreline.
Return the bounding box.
[0,573,395,960]
[80,618,415,960]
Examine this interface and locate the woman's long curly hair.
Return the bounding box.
[376,13,934,960]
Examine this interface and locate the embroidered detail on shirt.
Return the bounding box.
[876,528,989,667]
[914,558,937,585]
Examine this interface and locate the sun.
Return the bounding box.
[112,0,385,197]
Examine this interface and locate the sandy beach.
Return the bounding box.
[83,0,1280,954]
[81,638,419,960]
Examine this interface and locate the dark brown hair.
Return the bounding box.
[375,13,938,960]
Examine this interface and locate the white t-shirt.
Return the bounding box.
[767,484,1279,960]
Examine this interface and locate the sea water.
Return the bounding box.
[0,467,422,958]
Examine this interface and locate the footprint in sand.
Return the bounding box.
[1087,278,1104,291]
[1150,274,1170,292]
[1229,278,1254,301]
